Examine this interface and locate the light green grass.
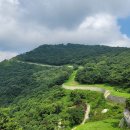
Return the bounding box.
[64,71,130,98]
[93,84,130,98]
[75,119,124,130]
[64,70,79,86]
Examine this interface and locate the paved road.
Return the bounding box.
[62,84,126,104]
[16,60,61,67]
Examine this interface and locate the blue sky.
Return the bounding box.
[118,16,130,37]
[0,0,130,61]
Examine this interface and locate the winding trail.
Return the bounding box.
[14,60,127,129]
[82,104,90,125]
[62,84,126,104]
[62,84,126,130]
[15,60,127,105]
[16,60,61,68]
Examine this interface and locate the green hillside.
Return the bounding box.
[0,60,71,106]
[1,44,130,130]
[0,60,108,130]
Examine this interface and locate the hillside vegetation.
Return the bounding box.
[76,51,130,90]
[16,43,130,89]
[0,60,71,106]
[0,61,108,130]
[0,44,130,130]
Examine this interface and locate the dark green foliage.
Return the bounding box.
[68,106,84,126]
[15,43,128,65]
[70,91,86,105]
[0,60,73,130]
[76,65,103,84]
[0,60,72,106]
[76,52,130,89]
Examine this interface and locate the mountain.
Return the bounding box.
[0,44,130,130]
[15,43,129,65]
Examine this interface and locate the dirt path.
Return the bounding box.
[63,84,126,130]
[82,104,90,125]
[16,60,61,68]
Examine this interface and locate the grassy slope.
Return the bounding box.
[76,119,123,130]
[64,70,79,86]
[64,70,129,130]
[64,71,130,98]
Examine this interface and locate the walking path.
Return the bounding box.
[16,60,61,68]
[82,104,90,125]
[62,84,126,104]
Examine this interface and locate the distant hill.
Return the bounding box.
[15,43,129,65]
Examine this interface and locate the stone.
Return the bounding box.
[101,109,108,113]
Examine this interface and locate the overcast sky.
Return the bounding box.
[0,0,130,61]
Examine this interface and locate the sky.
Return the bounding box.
[118,16,130,37]
[0,0,130,61]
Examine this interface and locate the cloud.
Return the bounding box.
[19,0,130,29]
[0,51,17,62]
[40,14,129,45]
[0,0,130,61]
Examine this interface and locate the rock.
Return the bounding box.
[124,109,130,128]
[119,118,125,128]
[101,109,108,113]
[104,90,111,99]
[119,109,130,128]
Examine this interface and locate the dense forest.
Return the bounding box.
[0,60,112,130]
[1,44,130,130]
[76,51,130,90]
[0,60,71,106]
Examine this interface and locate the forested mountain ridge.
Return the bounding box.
[15,43,130,89]
[15,43,130,65]
[76,51,130,90]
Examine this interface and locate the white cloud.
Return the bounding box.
[38,14,129,47]
[0,0,130,58]
[79,14,116,30]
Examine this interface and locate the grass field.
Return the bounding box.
[64,70,79,86]
[75,119,125,130]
